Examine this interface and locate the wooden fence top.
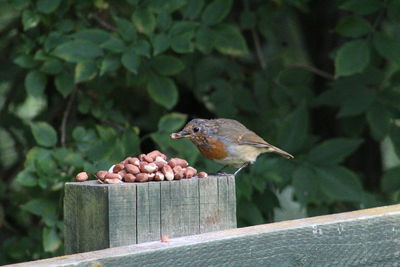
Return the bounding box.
[7,204,400,266]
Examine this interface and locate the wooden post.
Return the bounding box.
[64,175,236,254]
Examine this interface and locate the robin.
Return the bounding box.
[171,118,294,175]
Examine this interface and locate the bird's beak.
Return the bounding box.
[170,130,191,139]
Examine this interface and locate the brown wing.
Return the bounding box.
[238,132,294,159]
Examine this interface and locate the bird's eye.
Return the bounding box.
[193,127,200,133]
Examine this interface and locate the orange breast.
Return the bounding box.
[198,137,228,160]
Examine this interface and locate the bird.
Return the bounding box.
[170,118,293,176]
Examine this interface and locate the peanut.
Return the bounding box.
[185,167,197,178]
[125,164,140,175]
[148,173,155,181]
[168,158,188,168]
[147,150,162,160]
[154,160,166,169]
[113,163,124,173]
[143,163,158,173]
[105,173,122,180]
[139,153,154,163]
[76,172,89,182]
[95,170,108,181]
[105,178,122,184]
[198,172,208,178]
[124,173,136,182]
[174,168,185,180]
[162,165,174,181]
[154,171,165,181]
[128,157,140,166]
[136,173,149,182]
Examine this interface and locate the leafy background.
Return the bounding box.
[1,0,400,264]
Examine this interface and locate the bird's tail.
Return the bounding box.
[267,145,294,159]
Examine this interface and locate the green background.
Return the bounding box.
[1,0,400,264]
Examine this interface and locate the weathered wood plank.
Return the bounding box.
[180,178,200,236]
[160,180,183,237]
[147,182,161,241]
[226,175,237,229]
[24,204,400,267]
[108,183,137,247]
[136,183,161,243]
[64,183,109,254]
[199,176,220,233]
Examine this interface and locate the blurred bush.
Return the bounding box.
[1,0,400,264]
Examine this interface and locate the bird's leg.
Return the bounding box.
[234,162,250,176]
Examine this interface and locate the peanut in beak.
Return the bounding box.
[170,131,190,139]
[170,132,183,139]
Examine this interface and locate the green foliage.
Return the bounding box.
[1,0,400,264]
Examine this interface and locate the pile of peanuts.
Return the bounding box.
[75,150,208,184]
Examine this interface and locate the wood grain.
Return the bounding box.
[108,183,137,247]
[63,175,236,253]
[16,204,400,267]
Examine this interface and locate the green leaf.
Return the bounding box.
[30,122,58,147]
[183,0,205,19]
[121,128,140,156]
[147,75,178,109]
[171,33,195,53]
[196,25,214,54]
[114,17,137,42]
[121,48,140,74]
[390,126,400,158]
[157,12,172,32]
[21,198,57,226]
[335,40,370,77]
[100,37,126,53]
[132,8,156,36]
[339,0,383,15]
[158,113,187,132]
[52,40,103,63]
[337,87,376,117]
[14,54,39,68]
[335,16,371,38]
[15,171,37,187]
[292,165,319,204]
[100,55,121,76]
[36,0,61,14]
[153,33,170,56]
[213,24,248,56]
[53,148,84,168]
[22,9,40,31]
[278,103,308,153]
[11,0,30,9]
[202,0,233,26]
[240,11,256,29]
[308,138,363,165]
[72,29,110,43]
[40,59,63,75]
[388,0,400,24]
[75,61,97,83]
[42,227,61,252]
[381,167,400,193]
[152,55,185,76]
[135,39,151,58]
[367,104,391,140]
[169,22,197,54]
[317,166,363,202]
[55,72,74,98]
[373,32,400,63]
[25,71,47,97]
